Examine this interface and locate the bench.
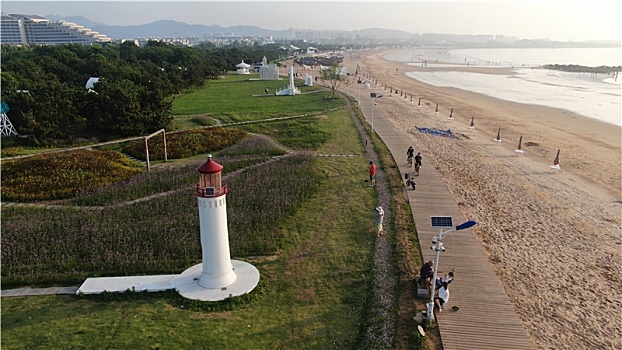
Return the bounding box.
[415,275,430,298]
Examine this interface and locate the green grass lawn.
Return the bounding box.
[172,73,342,123]
[1,108,378,349]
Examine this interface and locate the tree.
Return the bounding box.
[320,63,350,99]
[0,42,285,145]
[81,78,172,138]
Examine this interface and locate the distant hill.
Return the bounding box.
[45,15,104,29]
[44,15,413,40]
[355,27,414,39]
[95,20,292,39]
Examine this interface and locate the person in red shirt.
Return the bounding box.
[369,161,377,187]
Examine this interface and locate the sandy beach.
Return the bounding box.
[343,50,622,350]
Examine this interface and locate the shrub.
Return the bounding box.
[68,156,273,206]
[191,115,216,126]
[122,127,246,161]
[0,149,144,201]
[217,134,287,157]
[0,153,321,286]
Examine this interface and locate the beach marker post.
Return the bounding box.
[448,108,454,121]
[493,128,502,144]
[550,149,561,172]
[468,116,475,131]
[435,103,439,113]
[418,98,422,107]
[427,218,477,322]
[514,135,524,156]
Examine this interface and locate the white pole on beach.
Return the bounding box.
[426,220,477,322]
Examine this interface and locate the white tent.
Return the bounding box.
[236,60,251,75]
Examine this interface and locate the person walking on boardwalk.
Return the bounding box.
[407,146,414,166]
[369,161,377,187]
[414,152,423,175]
[414,152,422,168]
[374,206,385,236]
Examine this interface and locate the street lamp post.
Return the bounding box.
[426,218,477,322]
[358,80,362,105]
[371,96,375,132]
[370,93,382,133]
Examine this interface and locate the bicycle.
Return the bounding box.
[414,162,421,176]
[404,173,416,190]
[407,155,414,167]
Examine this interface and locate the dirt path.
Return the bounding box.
[343,98,397,349]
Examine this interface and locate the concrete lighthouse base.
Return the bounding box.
[175,260,260,301]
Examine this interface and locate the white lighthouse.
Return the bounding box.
[77,155,260,300]
[196,154,236,287]
[175,154,260,301]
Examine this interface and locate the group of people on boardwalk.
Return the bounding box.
[404,147,422,189]
[420,259,454,313]
[368,141,451,315]
[369,148,424,237]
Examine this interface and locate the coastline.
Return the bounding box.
[357,49,620,197]
[343,49,622,349]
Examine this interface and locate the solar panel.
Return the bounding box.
[431,216,453,228]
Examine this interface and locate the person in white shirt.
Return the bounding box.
[374,206,385,236]
[434,282,450,312]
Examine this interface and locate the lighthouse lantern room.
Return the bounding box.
[197,154,226,197]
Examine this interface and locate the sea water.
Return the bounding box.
[384,48,622,126]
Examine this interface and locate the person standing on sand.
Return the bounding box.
[369,161,377,187]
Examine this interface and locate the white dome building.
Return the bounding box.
[236,60,251,75]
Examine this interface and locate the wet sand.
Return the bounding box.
[343,50,622,350]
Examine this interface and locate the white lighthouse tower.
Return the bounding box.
[176,155,260,301]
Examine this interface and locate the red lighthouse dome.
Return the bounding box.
[196,154,226,197]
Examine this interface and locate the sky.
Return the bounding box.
[1,1,621,42]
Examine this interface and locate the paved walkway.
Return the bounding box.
[354,86,534,349]
[1,286,78,297]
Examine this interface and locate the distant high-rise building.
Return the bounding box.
[0,14,111,46]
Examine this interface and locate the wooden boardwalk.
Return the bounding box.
[356,91,534,349]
